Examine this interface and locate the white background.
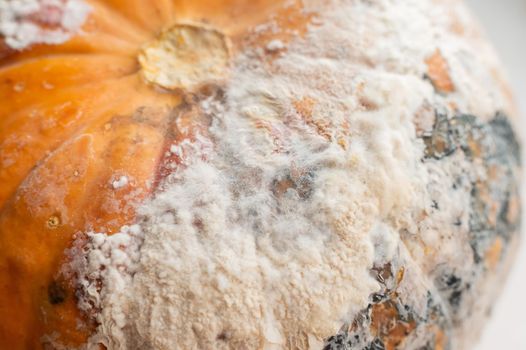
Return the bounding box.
[465,0,526,349]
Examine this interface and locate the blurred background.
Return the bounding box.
[465,0,526,349]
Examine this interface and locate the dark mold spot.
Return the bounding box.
[448,290,463,308]
[434,270,471,313]
[48,280,67,305]
[216,331,230,341]
[437,274,462,291]
[366,338,386,350]
[445,275,461,289]
[323,334,350,350]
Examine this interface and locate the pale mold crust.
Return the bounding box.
[56,0,522,350]
[0,0,90,50]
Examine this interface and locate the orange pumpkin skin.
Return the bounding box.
[0,1,311,348]
[0,1,521,349]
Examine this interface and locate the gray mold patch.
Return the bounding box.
[324,111,521,349]
[324,254,452,350]
[423,111,521,263]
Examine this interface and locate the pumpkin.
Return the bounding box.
[0,0,521,349]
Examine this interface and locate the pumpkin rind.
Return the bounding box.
[0,0,521,349]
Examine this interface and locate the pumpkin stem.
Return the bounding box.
[138,23,231,91]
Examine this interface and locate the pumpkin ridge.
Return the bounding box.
[0,33,140,64]
[0,53,136,74]
[70,32,142,56]
[86,0,152,42]
[88,0,176,33]
[0,74,176,210]
[0,73,142,131]
[0,55,139,114]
